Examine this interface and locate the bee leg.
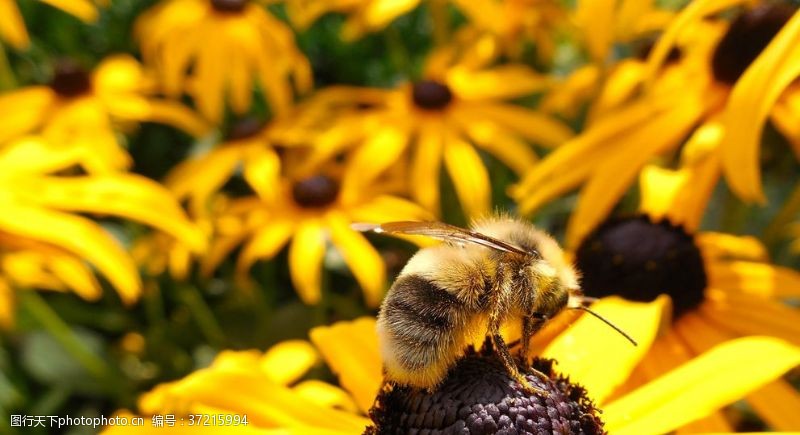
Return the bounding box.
[492,332,549,398]
[519,315,545,365]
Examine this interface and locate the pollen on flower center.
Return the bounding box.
[711,2,796,85]
[412,80,454,110]
[210,0,248,13]
[291,175,340,208]
[50,60,92,98]
[226,117,265,141]
[365,344,605,434]
[575,215,707,317]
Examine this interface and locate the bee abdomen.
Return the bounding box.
[378,274,470,388]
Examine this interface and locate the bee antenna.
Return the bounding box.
[573,306,638,346]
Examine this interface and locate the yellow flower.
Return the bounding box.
[106,316,800,434]
[102,339,368,435]
[513,1,800,247]
[551,157,800,431]
[135,0,312,123]
[574,0,676,63]
[0,136,206,324]
[323,318,800,434]
[0,0,105,50]
[277,56,572,219]
[201,158,431,307]
[0,55,208,173]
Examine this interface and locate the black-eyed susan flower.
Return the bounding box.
[199,153,431,307]
[332,318,800,434]
[101,339,369,434]
[0,136,206,324]
[100,315,800,434]
[0,55,208,173]
[0,0,105,50]
[277,56,572,219]
[135,0,312,123]
[553,159,800,431]
[514,1,800,247]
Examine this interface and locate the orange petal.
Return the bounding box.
[604,337,800,435]
[542,296,669,404]
[288,221,326,304]
[310,317,383,414]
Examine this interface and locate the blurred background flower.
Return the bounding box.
[135,0,312,122]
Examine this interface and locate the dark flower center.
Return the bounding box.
[575,215,707,318]
[291,175,340,208]
[711,2,796,85]
[365,344,604,435]
[226,117,264,141]
[50,60,92,98]
[412,80,453,110]
[210,0,247,12]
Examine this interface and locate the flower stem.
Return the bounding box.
[385,26,412,78]
[0,44,17,90]
[763,180,800,245]
[177,285,225,347]
[429,0,450,47]
[20,291,110,382]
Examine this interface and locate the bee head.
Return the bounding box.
[526,259,572,320]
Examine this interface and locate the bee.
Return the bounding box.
[353,216,635,393]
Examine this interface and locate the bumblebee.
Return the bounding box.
[354,216,634,392]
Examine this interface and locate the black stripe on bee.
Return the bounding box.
[383,275,460,334]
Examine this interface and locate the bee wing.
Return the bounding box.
[352,221,528,255]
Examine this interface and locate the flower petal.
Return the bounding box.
[0,278,14,328]
[542,296,669,404]
[40,0,98,21]
[293,380,360,414]
[238,219,294,274]
[260,340,319,386]
[603,337,800,435]
[0,136,84,175]
[720,8,800,203]
[706,260,800,298]
[442,130,490,218]
[696,232,768,262]
[0,0,29,49]
[347,195,432,224]
[455,111,539,175]
[644,0,749,81]
[575,0,617,61]
[139,369,369,431]
[469,103,573,148]
[565,92,707,247]
[702,289,800,345]
[747,379,800,431]
[29,174,206,253]
[310,317,383,414]
[326,212,385,307]
[512,93,686,213]
[0,87,53,142]
[288,221,326,305]
[341,126,408,203]
[448,65,550,101]
[243,147,282,205]
[410,122,444,215]
[0,204,140,303]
